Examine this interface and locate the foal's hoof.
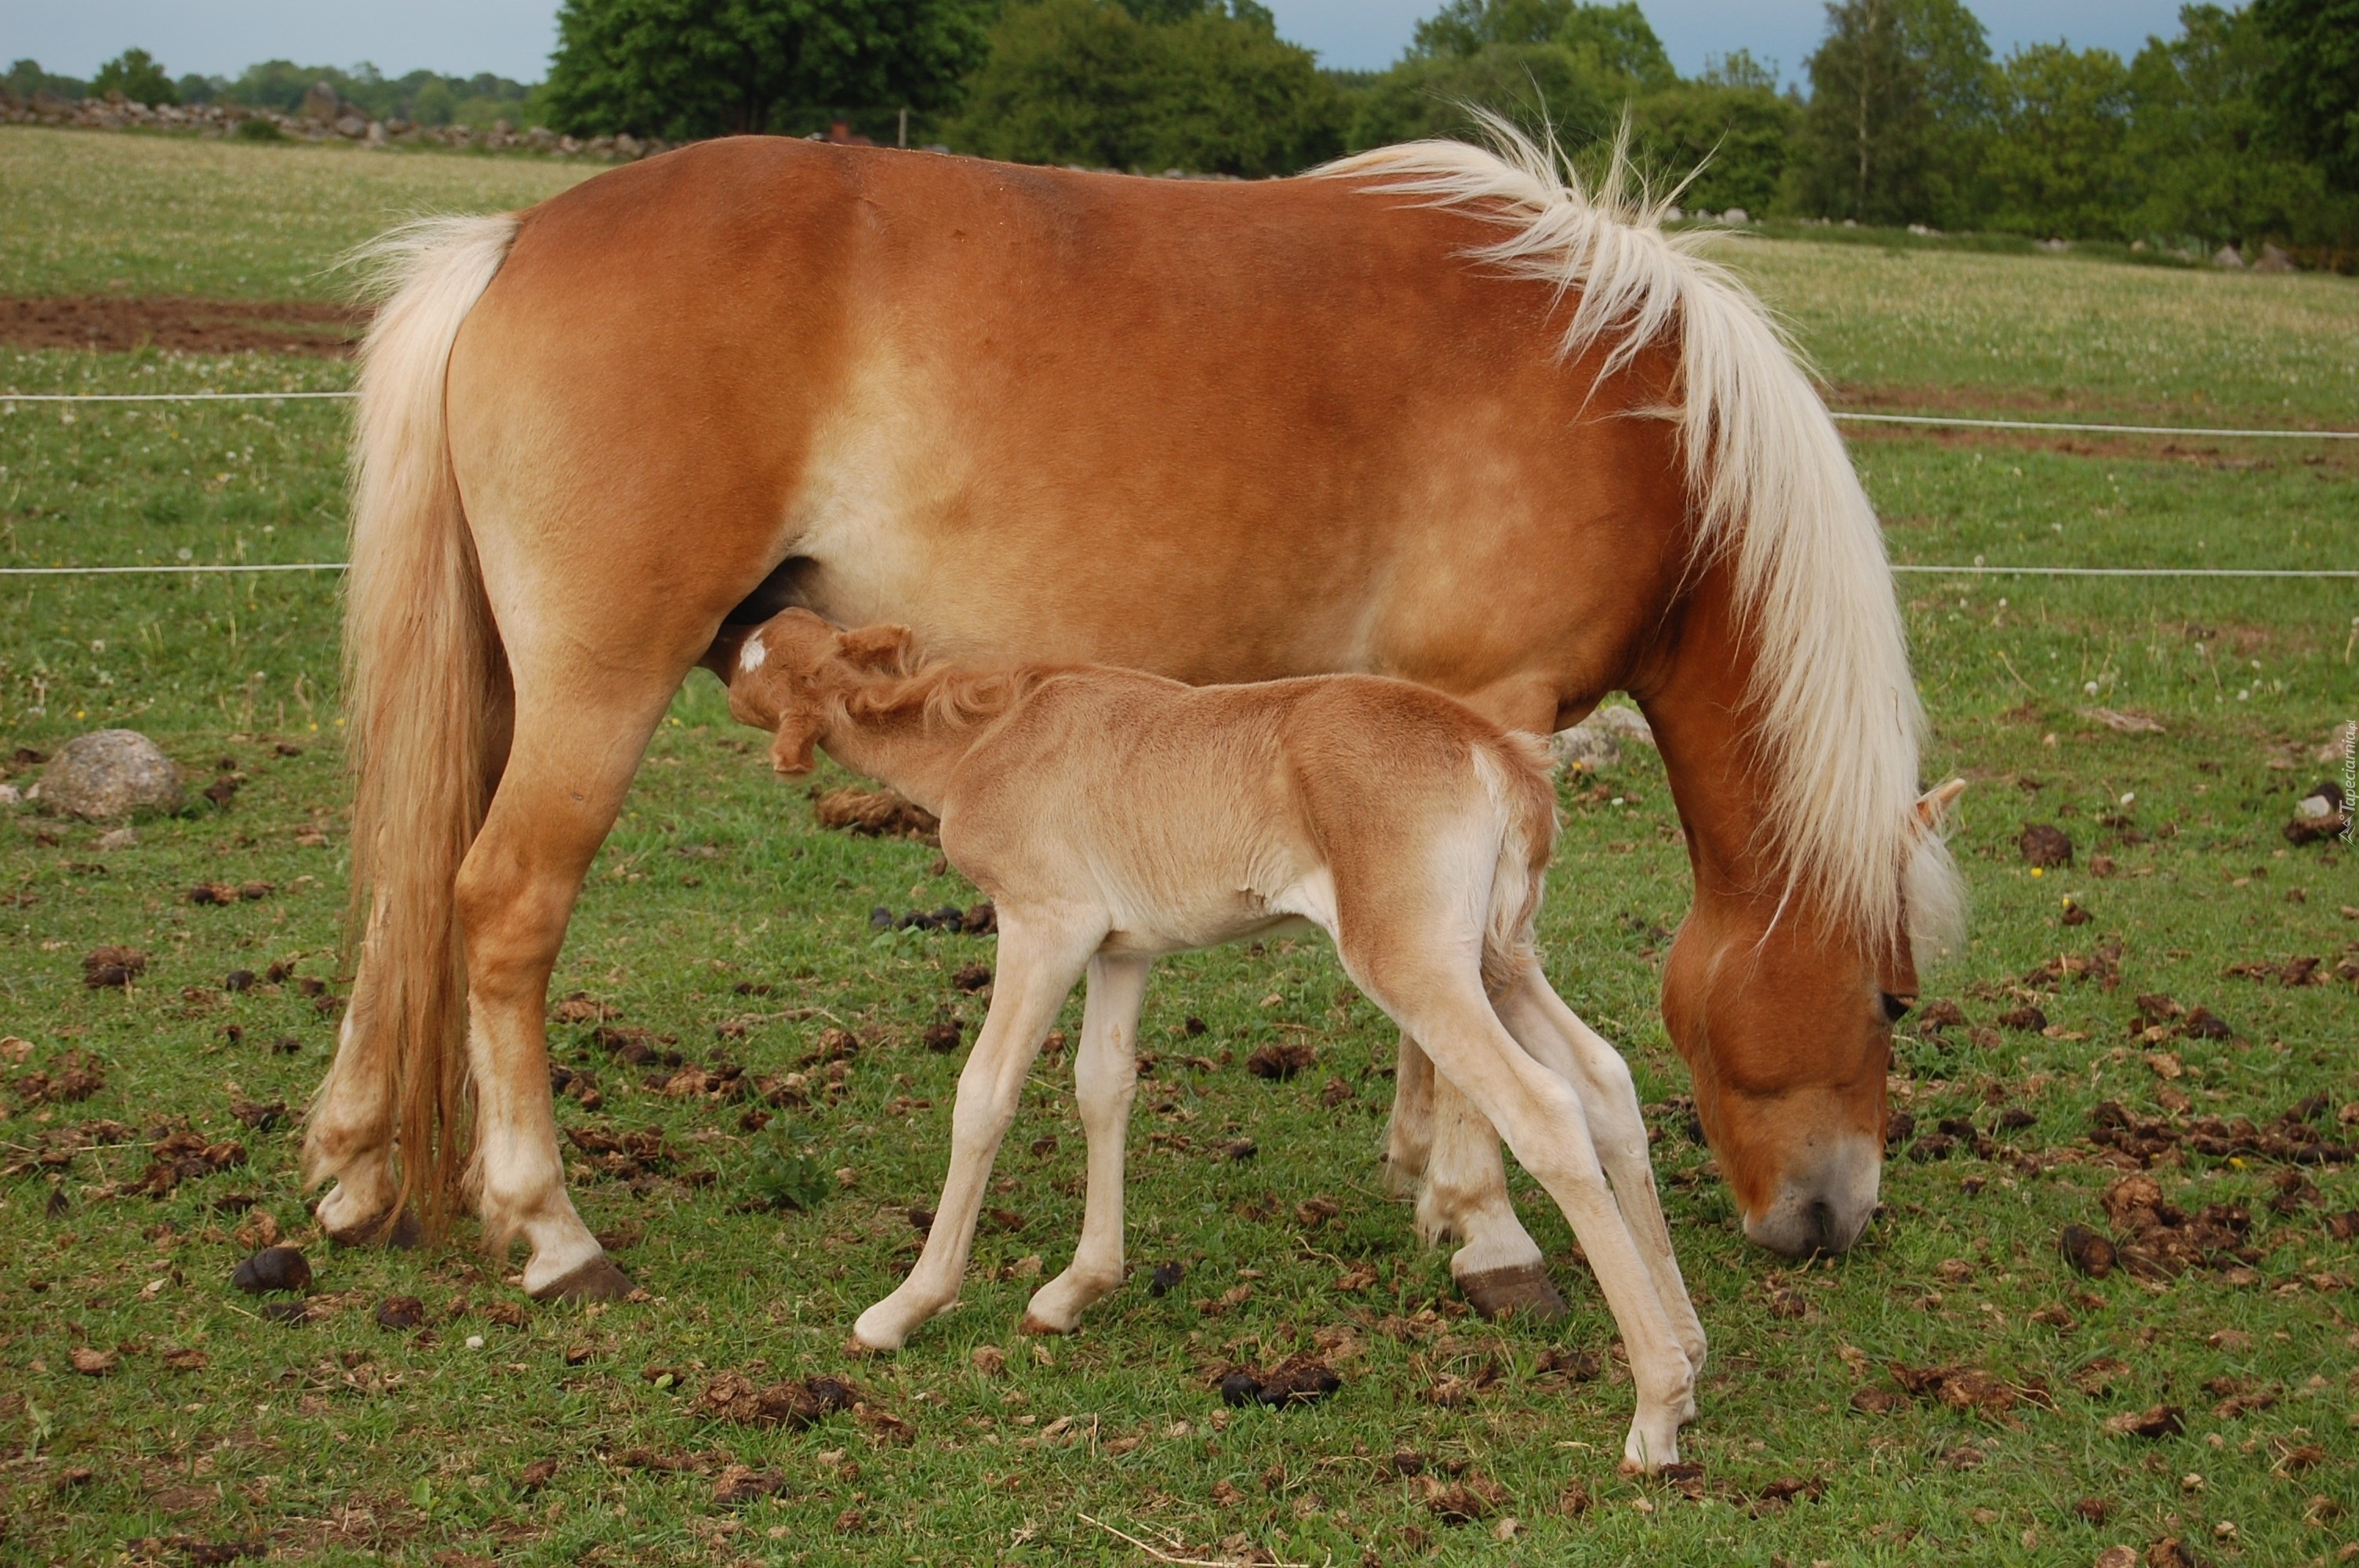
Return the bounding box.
[323,1206,422,1250]
[1456,1263,1568,1323]
[529,1254,637,1303]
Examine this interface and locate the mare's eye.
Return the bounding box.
[1878,992,1914,1025]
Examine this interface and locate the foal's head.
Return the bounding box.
[1662,780,1965,1258]
[725,608,914,774]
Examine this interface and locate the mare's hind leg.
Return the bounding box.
[1022,953,1150,1334]
[855,909,1102,1350]
[304,936,417,1247]
[454,667,684,1300]
[1495,964,1706,1381]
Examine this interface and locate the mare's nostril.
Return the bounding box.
[1805,1199,1836,1253]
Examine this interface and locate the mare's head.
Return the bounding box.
[1662,779,1965,1256]
[724,608,913,774]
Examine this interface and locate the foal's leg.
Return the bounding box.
[854,913,1101,1351]
[1357,962,1693,1470]
[1021,953,1150,1335]
[1494,964,1707,1377]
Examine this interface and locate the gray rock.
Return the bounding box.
[1721,207,1749,225]
[2254,241,2295,274]
[2212,244,2245,268]
[94,826,138,851]
[1592,705,1656,746]
[39,730,184,820]
[300,82,340,123]
[1550,704,1656,773]
[0,782,20,809]
[1551,725,1621,772]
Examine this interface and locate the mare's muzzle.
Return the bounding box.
[1739,1132,1881,1256]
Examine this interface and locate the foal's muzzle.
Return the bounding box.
[1741,1134,1881,1256]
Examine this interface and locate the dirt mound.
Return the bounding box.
[1,295,367,357]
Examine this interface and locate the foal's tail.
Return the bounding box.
[321,214,519,1239]
[1473,732,1560,995]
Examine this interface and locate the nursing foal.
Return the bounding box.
[723,608,1705,1469]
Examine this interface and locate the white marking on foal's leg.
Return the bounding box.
[1023,953,1149,1335]
[1498,965,1707,1381]
[855,914,1097,1352]
[737,633,767,673]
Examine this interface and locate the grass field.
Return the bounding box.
[1,126,2354,1566]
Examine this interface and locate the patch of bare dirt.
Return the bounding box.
[1,296,366,357]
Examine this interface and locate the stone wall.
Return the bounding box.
[0,85,660,163]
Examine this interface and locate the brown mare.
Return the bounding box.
[308,125,1963,1304]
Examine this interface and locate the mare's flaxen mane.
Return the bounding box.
[1322,120,1963,960]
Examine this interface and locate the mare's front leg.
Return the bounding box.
[1021,953,1150,1334]
[1420,1071,1566,1321]
[1382,1030,1434,1196]
[853,910,1101,1351]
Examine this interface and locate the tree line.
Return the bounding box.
[534,0,2354,254]
[4,53,537,132]
[13,0,2354,257]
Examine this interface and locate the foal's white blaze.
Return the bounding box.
[738,634,768,673]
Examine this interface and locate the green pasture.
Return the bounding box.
[0,126,2354,1566]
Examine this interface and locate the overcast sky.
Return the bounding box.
[5,0,2205,86]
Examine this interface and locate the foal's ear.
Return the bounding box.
[770,710,822,778]
[1914,778,1967,833]
[837,622,913,673]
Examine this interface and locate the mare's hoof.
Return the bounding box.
[1016,1312,1068,1338]
[529,1254,637,1302]
[1456,1262,1568,1323]
[324,1206,422,1250]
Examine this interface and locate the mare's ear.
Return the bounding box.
[770,708,821,778]
[1914,778,1966,833]
[837,622,913,673]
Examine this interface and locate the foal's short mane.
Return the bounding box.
[834,656,1056,738]
[1320,121,1963,962]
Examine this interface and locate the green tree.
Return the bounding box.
[1633,80,1797,215]
[1700,49,1779,93]
[2250,0,2359,191]
[1784,0,1994,225]
[3,60,89,101]
[1983,43,2133,238]
[1348,42,1616,149]
[544,0,990,140]
[1412,0,1672,87]
[91,47,179,106]
[2125,4,2350,247]
[953,0,1341,175]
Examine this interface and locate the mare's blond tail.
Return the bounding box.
[321,214,518,1238]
